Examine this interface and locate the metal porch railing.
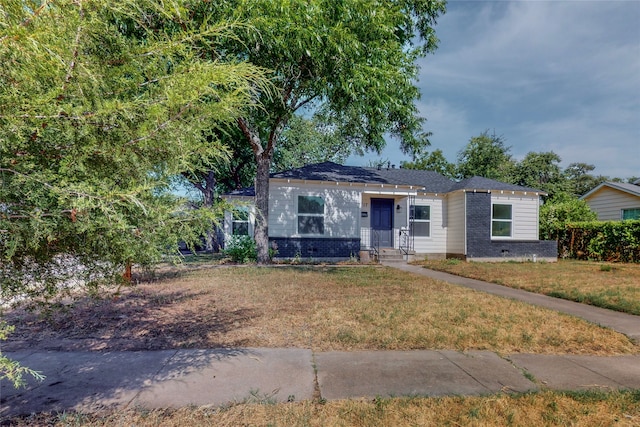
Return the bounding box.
[398,228,414,258]
[360,227,380,261]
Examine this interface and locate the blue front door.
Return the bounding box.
[371,198,394,247]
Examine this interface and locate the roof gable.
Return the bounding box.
[581,181,640,200]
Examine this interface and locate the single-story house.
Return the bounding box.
[580,180,640,221]
[223,162,557,262]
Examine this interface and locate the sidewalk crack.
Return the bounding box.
[124,349,179,409]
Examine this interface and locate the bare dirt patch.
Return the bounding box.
[3,265,638,355]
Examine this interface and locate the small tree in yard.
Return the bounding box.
[0,0,268,386]
[539,195,597,240]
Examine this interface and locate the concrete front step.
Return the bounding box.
[378,254,404,261]
[377,249,413,262]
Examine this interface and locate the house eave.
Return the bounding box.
[451,189,544,197]
[581,182,640,200]
[270,177,419,192]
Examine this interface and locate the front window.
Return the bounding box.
[492,204,512,237]
[298,195,324,234]
[410,205,430,237]
[622,208,640,220]
[232,209,249,235]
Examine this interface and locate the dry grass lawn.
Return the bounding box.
[416,259,640,315]
[5,265,637,355]
[5,264,640,426]
[9,390,640,427]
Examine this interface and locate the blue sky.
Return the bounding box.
[348,0,640,179]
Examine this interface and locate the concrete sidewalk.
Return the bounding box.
[2,264,639,420]
[384,262,640,343]
[2,348,639,419]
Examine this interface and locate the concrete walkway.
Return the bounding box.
[2,348,640,419]
[384,262,640,343]
[2,264,639,420]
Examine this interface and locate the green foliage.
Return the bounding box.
[558,220,640,262]
[456,131,515,181]
[401,149,456,178]
[512,151,569,198]
[197,0,446,263]
[564,162,607,197]
[0,321,45,388]
[539,196,597,240]
[0,0,269,299]
[224,235,257,263]
[0,1,269,386]
[273,115,353,171]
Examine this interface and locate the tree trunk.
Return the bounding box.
[201,170,217,252]
[123,261,132,283]
[237,116,285,264]
[254,153,271,263]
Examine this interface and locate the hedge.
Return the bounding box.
[557,220,640,262]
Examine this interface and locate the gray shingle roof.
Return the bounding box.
[581,181,640,199]
[450,176,545,194]
[226,187,255,197]
[608,181,640,197]
[271,161,388,184]
[363,167,454,193]
[225,162,545,195]
[271,161,453,192]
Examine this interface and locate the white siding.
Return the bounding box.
[412,196,447,254]
[491,194,539,240]
[269,183,361,238]
[584,187,640,221]
[446,192,466,255]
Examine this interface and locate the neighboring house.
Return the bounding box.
[223,162,557,262]
[580,181,640,221]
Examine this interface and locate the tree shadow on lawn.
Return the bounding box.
[2,288,260,352]
[1,287,267,420]
[0,347,264,421]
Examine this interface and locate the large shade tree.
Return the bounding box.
[194,0,446,262]
[0,0,268,299]
[1,0,269,388]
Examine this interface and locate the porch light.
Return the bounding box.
[396,204,401,211]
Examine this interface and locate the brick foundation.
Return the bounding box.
[269,237,361,259]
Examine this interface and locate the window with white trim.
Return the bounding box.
[410,205,431,237]
[232,209,250,235]
[492,204,512,237]
[622,208,640,220]
[298,195,324,234]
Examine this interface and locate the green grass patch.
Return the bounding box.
[417,260,640,315]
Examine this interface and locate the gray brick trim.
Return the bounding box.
[269,237,360,259]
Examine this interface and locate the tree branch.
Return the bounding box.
[237,117,264,157]
[59,2,85,100]
[0,0,52,45]
[125,102,193,146]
